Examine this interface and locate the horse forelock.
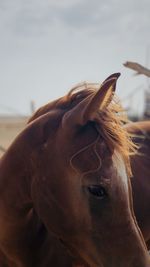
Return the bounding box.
[29,82,136,177]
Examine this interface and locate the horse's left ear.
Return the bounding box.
[84,72,121,114]
[62,73,120,128]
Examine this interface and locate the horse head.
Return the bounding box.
[28,74,149,266]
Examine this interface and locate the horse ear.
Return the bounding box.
[62,73,120,128]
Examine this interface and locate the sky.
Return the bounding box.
[0,0,150,116]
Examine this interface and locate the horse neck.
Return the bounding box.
[0,146,32,215]
[0,146,76,267]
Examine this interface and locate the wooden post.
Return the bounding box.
[123,61,150,77]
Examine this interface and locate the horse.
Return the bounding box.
[0,73,149,267]
[29,88,150,252]
[125,121,150,249]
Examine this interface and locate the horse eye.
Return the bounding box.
[87,185,107,199]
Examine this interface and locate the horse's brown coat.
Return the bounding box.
[0,75,149,267]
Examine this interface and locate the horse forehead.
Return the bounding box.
[69,134,112,175]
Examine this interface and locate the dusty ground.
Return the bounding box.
[0,116,28,157]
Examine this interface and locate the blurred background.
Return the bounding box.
[0,0,150,155]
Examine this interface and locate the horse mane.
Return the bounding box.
[28,82,136,176]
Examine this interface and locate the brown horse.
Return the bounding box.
[30,98,150,254]
[126,121,150,249]
[0,74,149,267]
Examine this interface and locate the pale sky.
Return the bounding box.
[0,0,150,116]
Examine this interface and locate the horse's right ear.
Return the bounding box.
[62,73,120,129]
